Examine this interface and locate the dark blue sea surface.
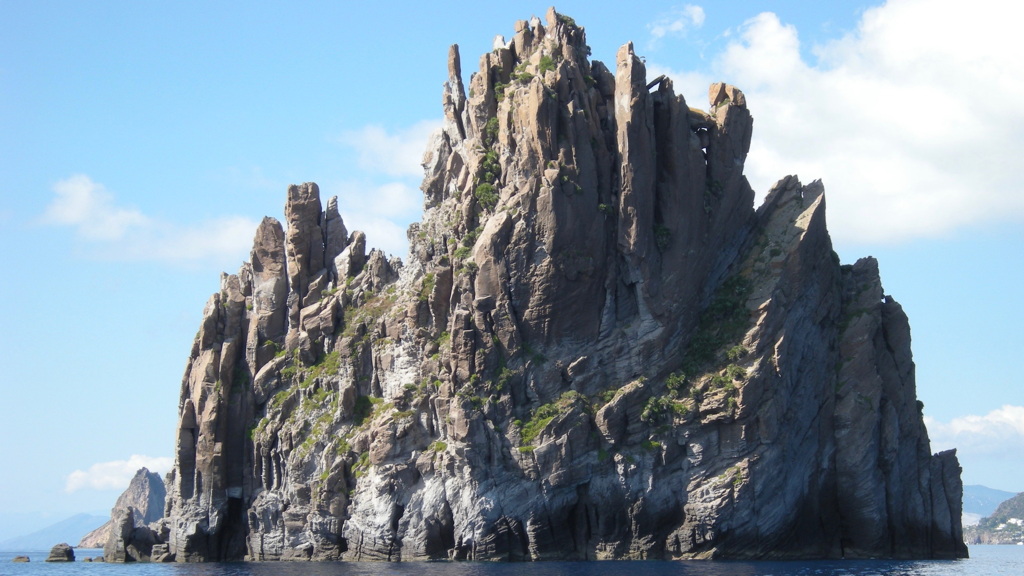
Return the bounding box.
[1,546,1021,576]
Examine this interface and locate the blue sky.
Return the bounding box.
[1,0,1021,536]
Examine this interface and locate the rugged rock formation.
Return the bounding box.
[80,467,166,549]
[45,543,74,562]
[161,8,965,561]
[103,505,171,563]
[86,468,169,563]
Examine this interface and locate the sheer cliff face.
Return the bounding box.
[163,8,966,562]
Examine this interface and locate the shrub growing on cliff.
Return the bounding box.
[519,404,559,444]
[475,183,498,210]
[665,371,688,397]
[539,55,556,74]
[680,275,753,376]
[352,395,377,426]
[519,391,584,444]
[654,224,671,251]
[726,345,749,361]
[484,117,499,145]
[641,397,668,423]
[511,63,533,84]
[419,273,436,302]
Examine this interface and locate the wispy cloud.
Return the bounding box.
[334,120,442,257]
[65,455,173,493]
[42,174,259,267]
[325,180,423,259]
[926,405,1024,455]
[644,62,713,110]
[648,5,706,48]
[926,405,1024,489]
[339,119,443,178]
[43,174,150,241]
[686,0,1024,244]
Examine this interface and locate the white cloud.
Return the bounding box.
[65,455,173,493]
[342,213,412,260]
[43,174,150,241]
[332,120,444,258]
[648,5,706,46]
[645,62,713,112]
[42,174,259,266]
[662,0,1024,244]
[327,180,423,259]
[366,181,422,220]
[925,405,1024,489]
[926,405,1024,455]
[340,119,443,178]
[142,216,260,263]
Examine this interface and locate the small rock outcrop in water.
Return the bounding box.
[80,467,166,549]
[160,8,966,561]
[45,543,74,562]
[103,505,169,563]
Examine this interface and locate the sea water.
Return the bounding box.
[1,546,1021,576]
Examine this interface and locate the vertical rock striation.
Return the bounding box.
[161,8,965,562]
[164,188,363,561]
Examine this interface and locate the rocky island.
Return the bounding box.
[140,8,965,562]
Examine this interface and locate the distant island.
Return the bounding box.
[965,492,1024,545]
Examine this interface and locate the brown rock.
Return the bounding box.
[247,217,289,370]
[285,182,325,302]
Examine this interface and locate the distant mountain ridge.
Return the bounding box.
[963,485,1017,518]
[0,513,106,551]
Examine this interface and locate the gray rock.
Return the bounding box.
[103,506,135,562]
[285,182,325,303]
[323,196,349,271]
[333,230,367,280]
[247,217,289,371]
[45,543,74,562]
[150,543,173,562]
